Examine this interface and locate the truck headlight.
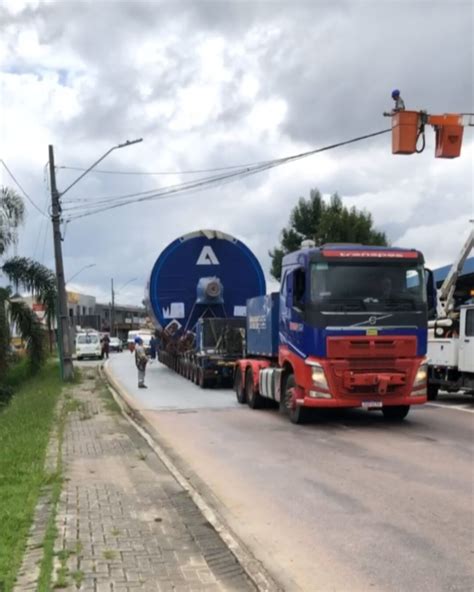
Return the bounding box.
[310,364,328,389]
[414,363,427,386]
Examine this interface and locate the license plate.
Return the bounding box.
[361,401,383,409]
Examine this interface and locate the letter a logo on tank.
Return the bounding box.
[196,246,220,265]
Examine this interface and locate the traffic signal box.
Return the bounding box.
[391,111,464,158]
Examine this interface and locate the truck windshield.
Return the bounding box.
[310,262,426,311]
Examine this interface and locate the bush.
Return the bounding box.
[0,385,13,407]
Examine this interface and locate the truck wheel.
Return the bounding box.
[281,374,307,424]
[427,384,439,401]
[246,369,263,409]
[382,405,410,422]
[198,368,209,389]
[234,370,246,404]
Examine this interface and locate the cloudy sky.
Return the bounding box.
[1,0,473,306]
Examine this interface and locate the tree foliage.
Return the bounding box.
[0,188,57,376]
[0,258,57,374]
[269,188,388,280]
[0,186,25,256]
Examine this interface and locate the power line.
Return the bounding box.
[0,159,48,217]
[63,128,391,222]
[56,159,275,176]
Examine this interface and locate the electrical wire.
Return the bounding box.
[0,159,48,217]
[63,128,391,222]
[56,158,275,176]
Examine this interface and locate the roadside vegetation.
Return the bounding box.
[0,186,57,387]
[269,188,388,280]
[0,362,63,592]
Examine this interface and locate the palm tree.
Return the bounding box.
[0,186,25,256]
[0,187,57,374]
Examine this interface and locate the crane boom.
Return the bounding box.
[436,226,474,317]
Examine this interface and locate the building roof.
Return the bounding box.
[433,256,474,284]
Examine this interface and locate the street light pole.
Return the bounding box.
[111,277,137,338]
[49,145,73,381]
[48,138,143,381]
[111,278,115,337]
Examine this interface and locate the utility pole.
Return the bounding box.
[49,145,74,381]
[111,278,115,337]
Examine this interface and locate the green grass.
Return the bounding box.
[97,378,121,415]
[0,362,63,592]
[2,357,31,388]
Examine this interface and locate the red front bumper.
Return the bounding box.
[297,393,427,409]
[280,335,427,409]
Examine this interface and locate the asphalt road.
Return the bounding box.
[107,353,474,592]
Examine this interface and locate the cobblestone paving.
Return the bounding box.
[55,370,255,591]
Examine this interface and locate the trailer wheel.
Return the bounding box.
[246,369,263,409]
[427,384,439,401]
[281,374,307,424]
[234,370,246,404]
[382,405,410,422]
[198,368,211,389]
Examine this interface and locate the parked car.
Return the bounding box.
[76,331,101,360]
[109,337,123,353]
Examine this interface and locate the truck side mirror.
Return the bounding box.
[425,268,436,319]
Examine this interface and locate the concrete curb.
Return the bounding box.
[101,362,283,592]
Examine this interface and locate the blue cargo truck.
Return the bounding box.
[146,229,266,387]
[235,242,435,424]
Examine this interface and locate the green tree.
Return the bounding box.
[269,188,388,280]
[0,187,57,374]
[0,186,25,256]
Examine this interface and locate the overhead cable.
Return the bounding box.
[1,159,48,217]
[63,128,391,222]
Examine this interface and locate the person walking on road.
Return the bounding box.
[101,334,110,360]
[134,336,148,388]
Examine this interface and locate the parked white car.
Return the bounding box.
[75,332,102,360]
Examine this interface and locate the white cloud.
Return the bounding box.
[0,0,472,310]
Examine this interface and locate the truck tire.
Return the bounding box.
[246,368,263,409]
[281,374,307,424]
[427,384,439,401]
[382,405,410,422]
[234,370,246,404]
[198,368,211,389]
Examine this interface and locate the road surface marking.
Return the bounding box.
[426,402,474,413]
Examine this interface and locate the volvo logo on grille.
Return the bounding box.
[369,316,377,325]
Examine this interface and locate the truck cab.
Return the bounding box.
[236,243,432,423]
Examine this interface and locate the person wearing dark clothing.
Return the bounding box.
[101,334,110,359]
[149,335,157,360]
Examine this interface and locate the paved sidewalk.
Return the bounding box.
[54,368,255,591]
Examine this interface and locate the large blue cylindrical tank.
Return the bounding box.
[147,229,266,332]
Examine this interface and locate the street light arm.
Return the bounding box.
[117,277,138,292]
[59,138,143,197]
[66,263,96,284]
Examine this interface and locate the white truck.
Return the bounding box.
[427,227,474,399]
